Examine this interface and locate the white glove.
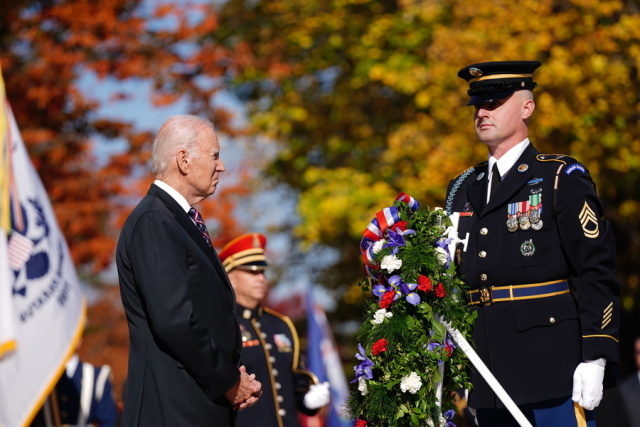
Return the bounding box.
[303,381,331,409]
[572,358,606,410]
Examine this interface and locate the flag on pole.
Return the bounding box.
[305,288,353,427]
[0,68,86,427]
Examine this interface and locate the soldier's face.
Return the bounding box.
[228,268,268,309]
[473,93,528,148]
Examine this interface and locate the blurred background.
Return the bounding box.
[2,0,640,425]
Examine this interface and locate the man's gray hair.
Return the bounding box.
[151,115,215,178]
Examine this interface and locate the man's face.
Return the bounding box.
[228,268,268,309]
[188,128,225,199]
[473,93,527,148]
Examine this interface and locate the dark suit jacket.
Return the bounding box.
[446,143,620,408]
[620,373,640,427]
[116,184,242,426]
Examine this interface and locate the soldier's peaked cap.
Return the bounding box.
[219,233,268,273]
[458,61,541,106]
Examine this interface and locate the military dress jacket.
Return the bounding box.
[235,304,319,427]
[31,359,118,427]
[445,143,620,409]
[116,184,242,426]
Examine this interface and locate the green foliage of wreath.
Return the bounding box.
[348,197,477,427]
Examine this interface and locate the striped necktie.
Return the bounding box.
[188,208,212,248]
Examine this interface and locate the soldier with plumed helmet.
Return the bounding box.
[219,233,330,427]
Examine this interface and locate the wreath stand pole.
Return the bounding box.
[443,322,534,427]
[443,213,533,427]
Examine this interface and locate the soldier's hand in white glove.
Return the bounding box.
[303,381,331,409]
[572,358,606,410]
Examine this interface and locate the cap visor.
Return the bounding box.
[467,90,515,106]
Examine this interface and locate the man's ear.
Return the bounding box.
[522,99,535,120]
[176,148,189,174]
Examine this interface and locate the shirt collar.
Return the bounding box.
[489,138,530,179]
[236,303,263,320]
[153,179,191,214]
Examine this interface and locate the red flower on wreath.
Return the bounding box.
[417,275,432,292]
[445,343,454,357]
[392,220,408,232]
[435,282,447,298]
[372,338,388,355]
[355,420,367,427]
[380,290,395,309]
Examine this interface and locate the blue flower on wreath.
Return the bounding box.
[372,283,388,297]
[427,341,445,365]
[427,342,441,352]
[435,237,454,269]
[388,275,420,305]
[351,343,374,383]
[443,409,456,427]
[384,227,415,252]
[445,334,457,353]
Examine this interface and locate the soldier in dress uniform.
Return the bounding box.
[219,233,330,427]
[446,61,621,426]
[31,353,119,427]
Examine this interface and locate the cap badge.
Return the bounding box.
[469,67,483,77]
[252,233,261,248]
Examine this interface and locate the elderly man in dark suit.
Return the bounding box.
[116,115,261,426]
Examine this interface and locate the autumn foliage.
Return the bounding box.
[1,0,252,391]
[210,0,640,371]
[3,0,640,387]
[1,0,251,275]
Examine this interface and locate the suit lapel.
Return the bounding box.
[147,185,235,294]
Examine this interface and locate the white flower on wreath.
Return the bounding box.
[357,376,368,396]
[380,254,402,273]
[434,247,449,266]
[372,308,393,325]
[372,239,386,254]
[399,371,422,394]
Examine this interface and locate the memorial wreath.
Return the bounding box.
[348,193,477,426]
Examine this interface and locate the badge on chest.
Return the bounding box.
[273,333,292,353]
[240,325,260,348]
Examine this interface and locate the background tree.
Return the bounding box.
[4,0,640,400]
[1,0,254,402]
[1,0,251,274]
[211,0,640,374]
